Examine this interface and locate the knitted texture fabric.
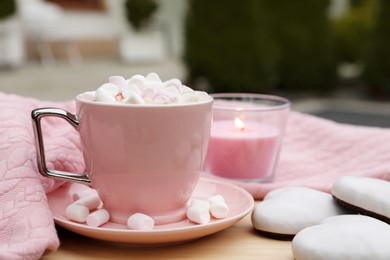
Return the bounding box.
[1,92,389,258]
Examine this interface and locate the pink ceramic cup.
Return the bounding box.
[32,94,213,225]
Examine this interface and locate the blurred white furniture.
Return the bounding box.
[17,0,75,66]
[0,16,24,68]
[17,0,120,66]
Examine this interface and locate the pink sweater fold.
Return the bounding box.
[0,92,389,258]
[0,93,84,260]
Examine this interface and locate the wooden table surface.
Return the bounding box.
[42,207,293,260]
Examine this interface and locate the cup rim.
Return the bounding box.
[75,93,213,108]
[210,93,290,112]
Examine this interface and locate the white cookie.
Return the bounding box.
[332,176,390,223]
[251,187,349,239]
[292,215,390,260]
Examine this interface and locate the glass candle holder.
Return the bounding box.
[205,93,290,182]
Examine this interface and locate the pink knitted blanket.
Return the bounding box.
[1,92,389,259]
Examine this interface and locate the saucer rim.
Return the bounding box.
[48,177,254,245]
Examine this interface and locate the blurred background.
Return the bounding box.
[0,0,389,126]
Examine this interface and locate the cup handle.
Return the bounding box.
[31,107,91,185]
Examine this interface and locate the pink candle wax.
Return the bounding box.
[206,120,280,179]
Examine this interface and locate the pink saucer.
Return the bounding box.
[47,178,254,245]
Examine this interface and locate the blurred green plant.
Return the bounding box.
[332,0,378,63]
[362,0,390,97]
[184,0,279,93]
[124,0,158,31]
[0,0,16,20]
[267,0,337,92]
[184,0,336,93]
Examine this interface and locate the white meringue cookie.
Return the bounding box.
[292,215,390,260]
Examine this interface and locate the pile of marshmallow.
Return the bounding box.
[186,195,229,224]
[66,188,229,229]
[66,189,155,230]
[81,72,210,105]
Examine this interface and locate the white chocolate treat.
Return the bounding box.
[187,205,210,224]
[332,176,390,223]
[292,215,390,260]
[74,193,102,211]
[86,209,110,227]
[127,213,155,230]
[251,187,349,238]
[208,195,229,219]
[66,203,89,223]
[83,72,211,105]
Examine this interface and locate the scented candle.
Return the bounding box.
[205,94,290,182]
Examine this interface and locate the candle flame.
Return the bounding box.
[234,117,245,131]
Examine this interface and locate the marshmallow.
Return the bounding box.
[141,87,158,100]
[153,95,171,104]
[187,205,211,224]
[164,86,181,99]
[146,81,164,90]
[86,209,110,227]
[127,75,146,90]
[164,78,182,90]
[122,93,145,104]
[180,92,199,103]
[74,193,102,211]
[146,72,162,82]
[66,203,89,223]
[109,76,127,90]
[180,85,195,94]
[122,84,141,98]
[158,88,178,103]
[127,213,155,230]
[191,199,210,209]
[94,88,116,103]
[208,195,229,219]
[83,73,211,105]
[98,83,118,97]
[72,189,98,201]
